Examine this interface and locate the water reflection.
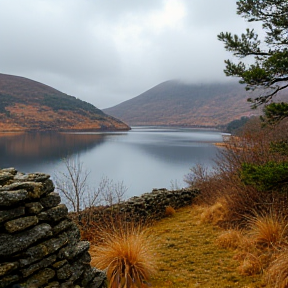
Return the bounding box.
[0,132,108,170]
[0,127,224,196]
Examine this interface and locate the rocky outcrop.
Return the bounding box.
[0,168,106,288]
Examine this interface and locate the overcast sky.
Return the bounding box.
[0,0,257,108]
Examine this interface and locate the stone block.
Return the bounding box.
[5,216,39,233]
[19,243,48,267]
[60,281,74,288]
[25,202,44,214]
[0,262,19,277]
[0,223,52,256]
[20,233,68,267]
[0,206,25,223]
[58,241,90,260]
[0,168,17,175]
[62,223,80,246]
[44,233,69,255]
[52,260,68,269]
[38,204,68,222]
[52,219,73,235]
[40,192,61,208]
[57,263,72,280]
[86,270,107,288]
[23,268,55,287]
[81,267,103,287]
[0,274,20,288]
[44,281,60,288]
[0,190,28,206]
[0,172,14,186]
[20,254,57,277]
[14,172,50,183]
[0,182,44,200]
[42,179,55,193]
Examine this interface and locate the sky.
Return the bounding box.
[0,0,258,109]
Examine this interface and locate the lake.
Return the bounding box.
[0,127,225,199]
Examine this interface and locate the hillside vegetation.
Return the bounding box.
[0,73,130,132]
[103,81,263,128]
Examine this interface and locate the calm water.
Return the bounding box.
[0,127,225,198]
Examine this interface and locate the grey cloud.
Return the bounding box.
[0,0,253,108]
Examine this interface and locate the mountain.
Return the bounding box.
[0,73,130,132]
[103,80,263,128]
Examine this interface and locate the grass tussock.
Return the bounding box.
[216,229,243,250]
[237,253,263,276]
[247,211,288,248]
[90,222,156,288]
[200,199,228,225]
[266,249,288,288]
[165,206,176,217]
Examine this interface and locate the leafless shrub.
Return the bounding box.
[98,176,127,206]
[54,156,127,212]
[54,156,95,212]
[169,179,181,191]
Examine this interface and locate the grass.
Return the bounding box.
[165,206,176,217]
[90,222,156,288]
[266,249,288,288]
[88,204,288,287]
[216,229,243,250]
[95,205,263,288]
[247,211,288,248]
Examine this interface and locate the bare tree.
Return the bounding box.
[54,156,99,212]
[98,176,127,206]
[54,156,127,212]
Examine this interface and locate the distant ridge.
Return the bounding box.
[0,73,130,132]
[103,80,262,128]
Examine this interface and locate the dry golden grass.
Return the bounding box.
[266,249,288,288]
[90,223,156,288]
[216,229,243,250]
[237,253,263,276]
[165,206,176,217]
[199,199,228,225]
[146,205,264,288]
[224,211,288,281]
[247,211,288,248]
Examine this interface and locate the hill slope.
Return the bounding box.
[103,81,262,128]
[0,73,130,132]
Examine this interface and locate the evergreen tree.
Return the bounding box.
[218,0,288,111]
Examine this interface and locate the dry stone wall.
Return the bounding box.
[0,168,106,288]
[121,188,199,220]
[78,188,199,225]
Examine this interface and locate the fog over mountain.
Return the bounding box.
[104,81,262,127]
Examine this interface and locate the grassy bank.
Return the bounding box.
[148,205,263,288]
[89,205,264,287]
